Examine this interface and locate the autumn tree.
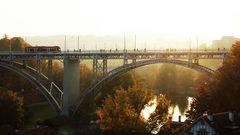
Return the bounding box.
[0,36,29,52]
[96,87,137,131]
[188,41,240,119]
[79,64,93,90]
[96,83,170,133]
[147,95,170,132]
[0,87,24,128]
[95,71,135,107]
[127,83,153,129]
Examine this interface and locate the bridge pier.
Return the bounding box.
[62,59,80,116]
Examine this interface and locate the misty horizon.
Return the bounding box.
[18,34,237,50]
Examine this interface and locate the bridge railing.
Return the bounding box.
[0,48,229,53]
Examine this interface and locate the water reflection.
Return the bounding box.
[169,97,193,122]
[141,97,157,120]
[141,95,193,122]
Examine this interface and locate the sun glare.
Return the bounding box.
[141,97,157,120]
[1,0,240,38]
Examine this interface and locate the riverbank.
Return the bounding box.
[24,104,56,128]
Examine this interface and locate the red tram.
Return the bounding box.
[25,46,61,53]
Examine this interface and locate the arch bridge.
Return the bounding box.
[0,49,228,116]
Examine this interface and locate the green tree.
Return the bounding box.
[0,87,24,128]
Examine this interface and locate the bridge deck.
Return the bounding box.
[0,50,228,60]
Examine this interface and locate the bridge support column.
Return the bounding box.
[93,57,108,78]
[47,60,53,79]
[62,59,80,116]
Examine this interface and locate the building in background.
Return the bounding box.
[212,36,239,49]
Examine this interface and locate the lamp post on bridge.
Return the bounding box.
[195,35,199,64]
[123,33,128,65]
[9,37,11,53]
[188,37,192,63]
[9,36,12,62]
[77,35,79,51]
[134,34,136,51]
[64,35,67,53]
[124,33,126,52]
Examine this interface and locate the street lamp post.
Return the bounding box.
[10,38,11,53]
[9,37,12,61]
[134,34,136,51]
[124,33,126,52]
[77,36,79,51]
[64,35,67,53]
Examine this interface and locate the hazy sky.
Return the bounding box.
[1,0,240,40]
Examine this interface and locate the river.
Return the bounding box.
[168,96,193,122]
[141,96,193,122]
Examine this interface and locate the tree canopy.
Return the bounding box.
[0,87,24,128]
[188,41,240,119]
[96,83,170,133]
[0,36,29,52]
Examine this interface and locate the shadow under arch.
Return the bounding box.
[0,60,62,113]
[73,58,215,115]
